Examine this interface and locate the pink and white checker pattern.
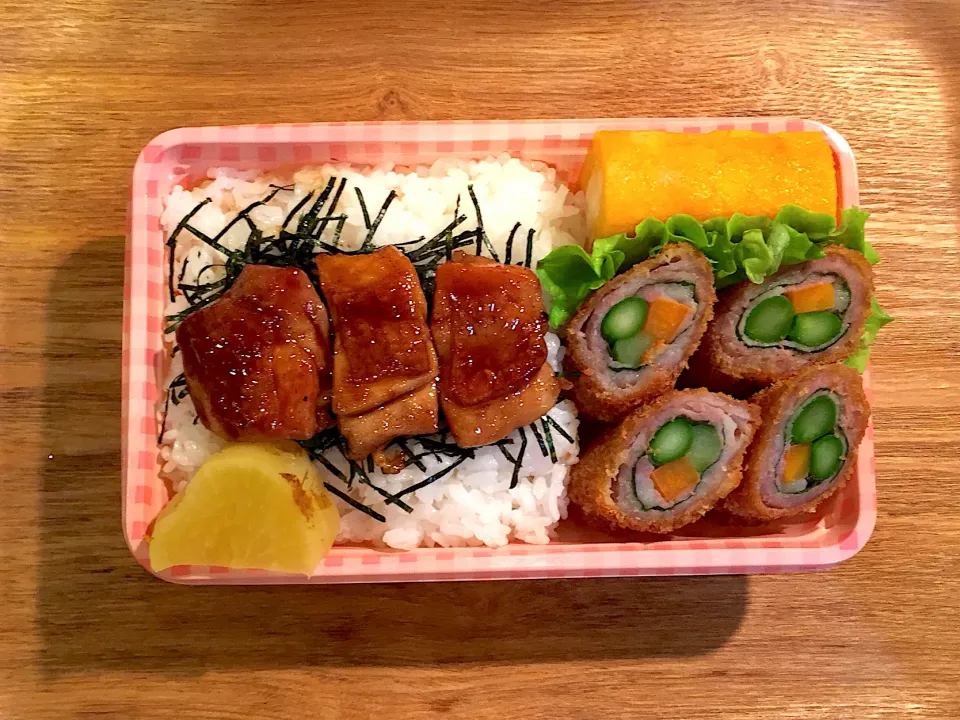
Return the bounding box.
[124,117,875,584]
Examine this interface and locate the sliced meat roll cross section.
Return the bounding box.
[688,245,874,392]
[569,389,760,534]
[176,264,334,441]
[316,246,439,460]
[431,252,560,448]
[565,243,717,422]
[724,363,870,521]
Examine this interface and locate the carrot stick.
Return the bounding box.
[785,283,835,314]
[783,444,811,483]
[643,297,691,343]
[650,457,700,501]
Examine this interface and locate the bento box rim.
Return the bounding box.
[123,117,875,585]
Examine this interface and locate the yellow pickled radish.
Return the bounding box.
[148,442,340,575]
[579,130,838,240]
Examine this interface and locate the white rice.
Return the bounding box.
[158,156,585,549]
[161,155,585,319]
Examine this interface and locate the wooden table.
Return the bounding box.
[2,0,959,717]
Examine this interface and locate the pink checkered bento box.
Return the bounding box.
[123,117,876,584]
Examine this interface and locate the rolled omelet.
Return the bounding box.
[580,130,838,240]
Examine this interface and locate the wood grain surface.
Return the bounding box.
[2,0,959,717]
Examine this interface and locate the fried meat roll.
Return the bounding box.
[565,243,716,421]
[569,389,760,534]
[689,246,873,392]
[724,363,870,521]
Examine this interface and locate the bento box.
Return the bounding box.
[123,117,876,584]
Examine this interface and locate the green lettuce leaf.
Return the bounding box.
[617,217,666,269]
[538,217,671,325]
[737,228,775,283]
[536,204,882,328]
[536,243,623,327]
[781,225,825,265]
[654,214,741,283]
[701,217,739,281]
[844,296,894,372]
[727,213,772,243]
[773,205,836,239]
[823,207,882,264]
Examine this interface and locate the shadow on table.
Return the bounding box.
[36,238,747,677]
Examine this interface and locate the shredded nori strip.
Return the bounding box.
[541,418,558,464]
[361,189,397,250]
[158,372,189,444]
[179,262,225,298]
[524,228,535,268]
[504,222,521,266]
[447,195,462,261]
[332,215,347,247]
[543,413,574,443]
[496,442,517,465]
[179,278,227,306]
[166,198,212,302]
[355,187,371,229]
[282,189,316,234]
[323,482,386,522]
[391,439,427,472]
[314,452,348,482]
[492,425,537,490]
[313,177,348,242]
[168,373,189,405]
[404,215,470,263]
[467,184,500,262]
[411,436,473,458]
[175,253,194,289]
[509,427,529,489]
[529,421,549,457]
[296,178,335,237]
[392,454,472,499]
[179,220,236,258]
[215,185,291,246]
[404,214,472,297]
[299,432,350,482]
[351,460,414,512]
[301,429,413,518]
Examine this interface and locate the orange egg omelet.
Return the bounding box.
[579,130,838,241]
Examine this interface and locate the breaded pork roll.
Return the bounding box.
[565,244,716,422]
[569,389,760,534]
[689,246,873,392]
[724,363,870,521]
